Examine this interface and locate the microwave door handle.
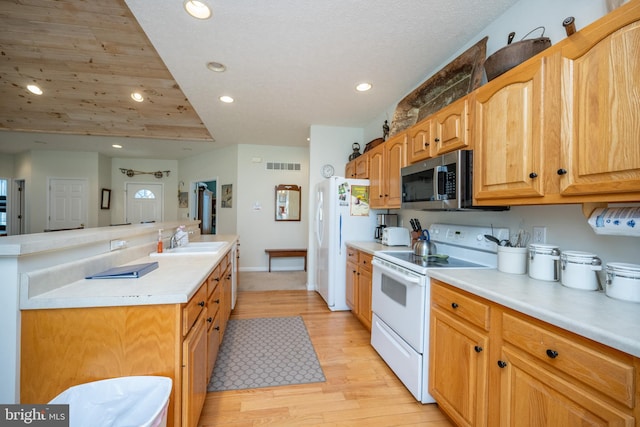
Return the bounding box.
[432,166,440,201]
[435,165,447,200]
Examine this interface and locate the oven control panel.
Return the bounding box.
[429,223,509,252]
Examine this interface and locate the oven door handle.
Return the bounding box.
[372,259,424,286]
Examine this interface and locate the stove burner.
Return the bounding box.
[377,251,487,269]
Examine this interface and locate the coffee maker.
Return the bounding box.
[375,214,398,242]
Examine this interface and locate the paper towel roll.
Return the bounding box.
[588,207,640,236]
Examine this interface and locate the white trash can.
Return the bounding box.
[49,376,172,427]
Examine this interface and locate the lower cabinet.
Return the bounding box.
[345,245,373,330]
[20,247,236,427]
[429,279,639,427]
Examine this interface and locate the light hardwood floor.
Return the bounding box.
[198,290,454,426]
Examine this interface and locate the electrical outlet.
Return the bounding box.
[532,227,547,244]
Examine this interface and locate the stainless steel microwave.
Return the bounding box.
[401,150,508,211]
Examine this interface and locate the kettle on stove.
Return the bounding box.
[413,230,437,256]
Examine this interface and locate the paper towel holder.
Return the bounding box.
[582,202,608,218]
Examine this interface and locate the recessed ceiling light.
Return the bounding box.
[219,95,234,103]
[184,0,211,19]
[131,92,144,102]
[206,61,226,72]
[112,144,123,149]
[355,82,372,92]
[27,84,43,95]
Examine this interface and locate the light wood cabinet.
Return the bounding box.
[407,117,434,163]
[355,153,369,178]
[345,160,356,178]
[473,2,640,206]
[21,247,236,427]
[429,282,490,427]
[429,279,640,427]
[370,133,407,209]
[345,246,373,331]
[433,95,472,156]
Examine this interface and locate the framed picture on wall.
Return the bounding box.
[221,184,232,208]
[101,188,111,209]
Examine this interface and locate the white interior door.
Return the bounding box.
[48,178,88,230]
[126,183,163,224]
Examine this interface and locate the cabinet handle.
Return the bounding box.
[214,299,220,304]
[198,301,205,307]
[529,172,538,179]
[546,349,559,359]
[557,168,567,175]
[214,326,220,331]
[474,345,483,353]
[434,138,440,143]
[451,302,459,309]
[497,360,507,368]
[207,317,213,323]
[424,142,430,147]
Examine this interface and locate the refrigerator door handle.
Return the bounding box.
[315,191,324,246]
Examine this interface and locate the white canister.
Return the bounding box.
[605,263,640,303]
[497,246,528,274]
[560,251,602,291]
[528,243,560,281]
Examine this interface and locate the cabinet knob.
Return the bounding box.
[451,302,459,309]
[557,168,567,175]
[198,301,205,307]
[529,172,538,179]
[207,317,213,323]
[434,138,440,143]
[546,349,559,359]
[215,299,220,304]
[474,345,483,353]
[424,142,430,147]
[214,326,220,331]
[497,360,507,368]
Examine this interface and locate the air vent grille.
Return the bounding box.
[266,162,301,171]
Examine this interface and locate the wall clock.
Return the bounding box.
[321,164,335,178]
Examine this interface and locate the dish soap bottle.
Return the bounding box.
[157,229,163,253]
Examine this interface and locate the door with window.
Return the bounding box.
[126,183,163,224]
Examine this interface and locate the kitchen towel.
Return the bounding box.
[588,207,640,236]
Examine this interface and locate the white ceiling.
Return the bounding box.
[1,0,520,159]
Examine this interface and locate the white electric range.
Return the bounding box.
[371,223,508,403]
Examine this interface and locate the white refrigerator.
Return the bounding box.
[315,177,378,311]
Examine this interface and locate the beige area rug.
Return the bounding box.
[238,271,308,291]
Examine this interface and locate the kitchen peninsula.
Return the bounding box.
[1,222,238,427]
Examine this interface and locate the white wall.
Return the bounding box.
[237,144,309,271]
[110,157,179,225]
[0,154,14,177]
[362,0,639,271]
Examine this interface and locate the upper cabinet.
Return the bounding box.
[474,1,640,206]
[407,117,435,163]
[558,19,640,198]
[370,132,407,209]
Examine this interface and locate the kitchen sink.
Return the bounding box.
[150,241,227,256]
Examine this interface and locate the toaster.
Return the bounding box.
[381,227,411,246]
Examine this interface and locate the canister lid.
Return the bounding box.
[606,262,640,274]
[561,251,598,262]
[528,243,559,254]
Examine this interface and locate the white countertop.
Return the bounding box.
[347,240,640,358]
[21,236,237,310]
[430,269,640,358]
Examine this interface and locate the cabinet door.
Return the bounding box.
[407,118,434,163]
[473,58,547,202]
[357,267,372,330]
[355,154,369,178]
[182,314,208,427]
[345,160,356,178]
[433,96,471,156]
[345,259,358,311]
[369,144,385,208]
[498,347,634,427]
[384,134,406,208]
[207,314,220,378]
[559,21,640,197]
[429,307,489,427]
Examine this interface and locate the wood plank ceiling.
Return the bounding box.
[0,0,213,141]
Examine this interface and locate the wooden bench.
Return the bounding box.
[265,249,307,272]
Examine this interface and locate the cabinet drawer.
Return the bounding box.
[183,284,207,336]
[431,282,490,331]
[346,246,358,264]
[359,252,373,272]
[502,312,635,408]
[207,281,221,321]
[207,265,221,296]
